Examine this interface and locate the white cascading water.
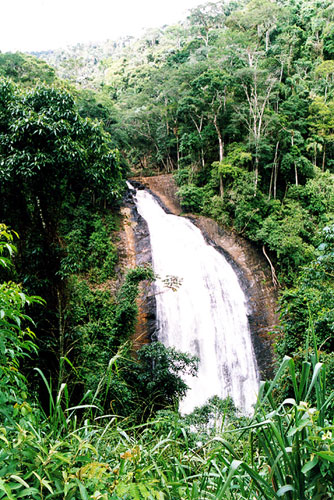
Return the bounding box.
[132,186,259,415]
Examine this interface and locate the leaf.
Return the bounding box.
[316,451,334,463]
[216,459,243,499]
[306,362,323,399]
[301,456,319,474]
[129,483,141,500]
[32,472,54,494]
[287,419,310,437]
[10,475,30,489]
[75,479,89,500]
[0,478,15,500]
[15,487,40,498]
[42,480,54,494]
[52,452,72,464]
[77,462,109,480]
[116,482,128,496]
[277,484,294,496]
[137,484,149,498]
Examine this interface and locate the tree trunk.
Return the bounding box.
[254,152,259,195]
[201,148,205,169]
[190,115,205,168]
[213,114,224,162]
[177,139,180,169]
[269,141,279,200]
[314,145,317,167]
[165,97,169,135]
[274,156,278,199]
[291,133,298,186]
[174,127,180,169]
[268,165,274,201]
[36,196,47,230]
[322,143,326,171]
[57,288,65,387]
[294,163,298,186]
[219,173,224,199]
[279,62,284,84]
[265,30,270,52]
[218,135,224,163]
[262,246,279,288]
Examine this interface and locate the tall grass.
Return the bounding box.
[2,333,334,499]
[216,327,334,500]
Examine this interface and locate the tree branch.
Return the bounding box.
[262,245,279,288]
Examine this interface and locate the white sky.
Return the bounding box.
[0,0,206,53]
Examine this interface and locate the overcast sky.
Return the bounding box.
[0,0,208,53]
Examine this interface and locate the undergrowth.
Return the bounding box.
[1,347,333,500]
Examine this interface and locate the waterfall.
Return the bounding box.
[132,186,259,415]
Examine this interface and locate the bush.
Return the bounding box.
[0,225,43,424]
[173,167,193,187]
[277,224,334,356]
[176,184,204,212]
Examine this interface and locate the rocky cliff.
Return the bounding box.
[117,187,156,352]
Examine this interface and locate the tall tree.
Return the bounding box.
[235,65,278,191]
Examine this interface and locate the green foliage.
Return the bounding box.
[65,277,116,392]
[300,168,334,219]
[0,52,57,86]
[0,78,124,208]
[184,395,240,439]
[277,224,334,356]
[176,184,204,213]
[0,225,43,424]
[202,194,231,226]
[135,342,198,410]
[0,234,196,497]
[220,351,334,499]
[255,200,315,275]
[173,167,193,187]
[1,234,333,499]
[323,25,334,60]
[1,354,333,500]
[111,267,155,342]
[0,76,126,402]
[26,0,334,286]
[31,0,334,185]
[212,144,252,185]
[227,172,266,236]
[59,266,156,415]
[60,210,119,281]
[96,341,199,422]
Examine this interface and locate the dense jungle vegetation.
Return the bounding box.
[0,0,334,498]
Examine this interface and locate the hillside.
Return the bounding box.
[33,0,334,354]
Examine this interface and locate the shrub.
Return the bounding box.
[176,184,205,212]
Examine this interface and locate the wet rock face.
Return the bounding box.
[130,175,279,379]
[119,185,157,349]
[133,175,182,215]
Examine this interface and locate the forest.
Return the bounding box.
[0,0,334,498]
